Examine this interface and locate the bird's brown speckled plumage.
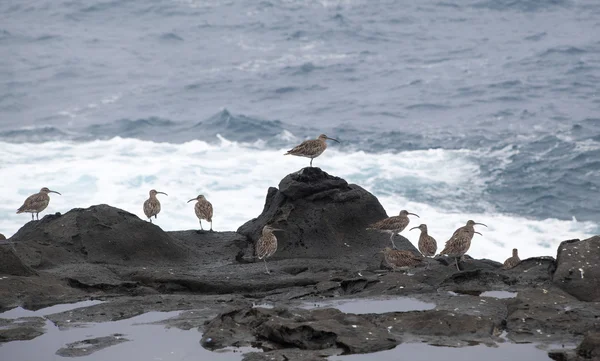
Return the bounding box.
[502,248,520,270]
[367,210,419,248]
[409,224,437,257]
[382,247,423,271]
[143,189,167,223]
[17,187,61,221]
[256,225,283,274]
[187,195,213,231]
[439,220,487,271]
[284,134,339,167]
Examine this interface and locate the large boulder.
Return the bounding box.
[553,236,600,302]
[11,205,195,269]
[0,245,37,276]
[237,167,418,263]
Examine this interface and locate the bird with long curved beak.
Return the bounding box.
[409,224,437,258]
[17,187,61,221]
[187,195,213,231]
[143,189,167,223]
[256,225,284,274]
[367,210,419,249]
[439,220,487,271]
[284,134,340,167]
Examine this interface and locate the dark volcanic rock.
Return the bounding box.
[0,317,46,342]
[55,334,130,357]
[201,306,397,354]
[11,204,196,269]
[237,167,417,263]
[576,331,600,360]
[553,236,600,302]
[0,245,37,276]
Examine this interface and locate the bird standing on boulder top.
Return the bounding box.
[255,225,284,274]
[367,210,420,249]
[17,187,61,221]
[409,224,437,257]
[284,134,339,167]
[439,220,487,271]
[381,247,423,271]
[502,248,521,270]
[187,195,213,231]
[143,189,167,223]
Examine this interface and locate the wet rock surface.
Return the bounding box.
[0,169,596,359]
[55,334,130,357]
[553,236,600,302]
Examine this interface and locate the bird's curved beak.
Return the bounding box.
[408,213,420,218]
[50,190,61,195]
[474,231,483,236]
[157,191,168,196]
[187,198,195,203]
[409,226,419,231]
[326,136,340,143]
[474,222,488,227]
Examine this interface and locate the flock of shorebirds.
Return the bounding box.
[14,134,520,274]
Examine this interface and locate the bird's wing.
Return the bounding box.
[256,234,276,259]
[197,201,213,221]
[285,139,317,155]
[17,193,47,213]
[369,216,401,230]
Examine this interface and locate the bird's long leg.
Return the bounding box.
[210,221,213,232]
[199,220,203,230]
[36,213,39,221]
[310,158,313,167]
[31,213,34,221]
[263,259,270,274]
[455,257,461,271]
[389,232,397,249]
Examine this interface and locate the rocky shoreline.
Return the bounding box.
[1,168,599,360]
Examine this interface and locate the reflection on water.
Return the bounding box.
[299,297,436,314]
[1,308,258,361]
[329,342,562,361]
[480,291,517,299]
[0,300,105,319]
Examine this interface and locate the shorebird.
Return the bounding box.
[409,224,437,257]
[255,225,284,274]
[367,210,420,249]
[381,247,423,271]
[187,195,213,231]
[502,248,521,270]
[16,187,61,221]
[284,134,339,167]
[143,189,167,223]
[439,220,487,271]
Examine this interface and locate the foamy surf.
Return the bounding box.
[0,137,596,262]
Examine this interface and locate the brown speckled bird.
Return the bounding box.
[409,224,437,257]
[502,248,520,270]
[367,210,420,249]
[143,189,167,223]
[439,220,487,271]
[284,134,339,167]
[256,225,284,274]
[17,187,61,221]
[381,247,423,271]
[187,195,213,231]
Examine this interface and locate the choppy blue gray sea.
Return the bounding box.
[1,0,599,260]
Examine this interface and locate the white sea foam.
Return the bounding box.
[0,137,596,262]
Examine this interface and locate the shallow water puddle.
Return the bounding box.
[0,308,255,361]
[299,297,435,314]
[0,300,105,319]
[480,291,517,299]
[329,342,563,361]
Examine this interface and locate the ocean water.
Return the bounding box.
[1,0,599,261]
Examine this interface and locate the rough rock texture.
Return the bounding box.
[10,205,196,269]
[553,237,600,302]
[0,169,598,359]
[0,245,37,276]
[237,167,418,264]
[55,334,130,357]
